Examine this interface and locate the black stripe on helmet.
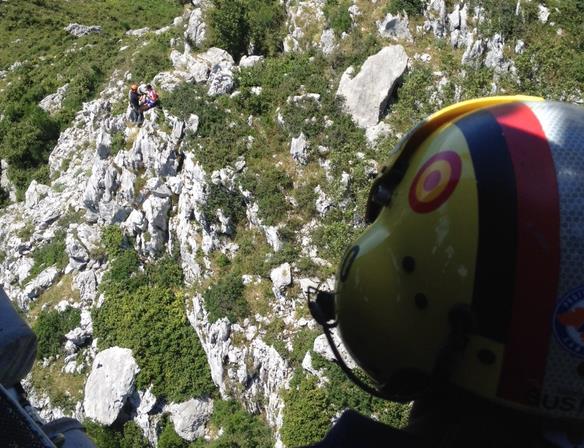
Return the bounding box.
[455,110,517,343]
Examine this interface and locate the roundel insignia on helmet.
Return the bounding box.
[553,286,584,358]
[408,150,462,213]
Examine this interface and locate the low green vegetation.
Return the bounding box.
[34,307,81,359]
[93,247,215,402]
[282,356,410,447]
[26,231,68,282]
[202,271,248,323]
[240,163,292,226]
[85,421,149,448]
[206,0,286,61]
[202,183,246,229]
[153,400,273,448]
[386,0,425,16]
[101,224,126,258]
[323,0,352,35]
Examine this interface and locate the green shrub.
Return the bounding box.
[324,0,352,35]
[312,219,357,264]
[56,63,103,127]
[311,352,410,428]
[94,280,214,401]
[158,421,190,448]
[27,231,68,281]
[240,164,292,226]
[386,0,424,16]
[208,0,249,61]
[387,64,434,134]
[202,183,246,229]
[245,0,286,56]
[129,36,172,84]
[281,371,331,446]
[208,400,273,448]
[110,131,126,156]
[99,249,141,297]
[207,0,285,61]
[84,421,149,448]
[102,225,125,258]
[34,307,81,359]
[203,272,248,323]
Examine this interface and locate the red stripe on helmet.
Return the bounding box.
[493,103,561,405]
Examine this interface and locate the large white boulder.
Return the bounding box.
[165,398,214,441]
[84,347,140,425]
[336,46,408,128]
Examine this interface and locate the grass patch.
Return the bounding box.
[28,273,79,323]
[30,357,86,412]
[25,231,68,283]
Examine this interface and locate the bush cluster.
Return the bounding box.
[34,307,81,359]
[84,421,148,448]
[386,0,424,16]
[240,164,292,226]
[93,251,215,401]
[202,271,248,323]
[281,358,410,447]
[202,182,246,230]
[207,0,286,61]
[323,0,352,35]
[154,400,272,448]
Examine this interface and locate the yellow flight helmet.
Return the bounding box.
[309,97,584,418]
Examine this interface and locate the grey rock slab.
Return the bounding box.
[319,29,337,55]
[239,55,264,68]
[143,195,171,232]
[290,133,309,165]
[270,263,292,294]
[64,23,102,37]
[313,332,356,369]
[165,398,213,441]
[74,270,97,305]
[377,13,412,41]
[84,347,139,425]
[23,267,60,300]
[39,84,69,115]
[185,8,207,47]
[336,45,408,128]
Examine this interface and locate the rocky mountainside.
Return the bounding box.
[0,0,582,446]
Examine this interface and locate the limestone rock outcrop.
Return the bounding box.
[84,347,139,425]
[336,45,409,129]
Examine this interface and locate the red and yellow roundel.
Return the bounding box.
[408,150,462,213]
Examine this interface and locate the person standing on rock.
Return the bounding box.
[128,83,143,126]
